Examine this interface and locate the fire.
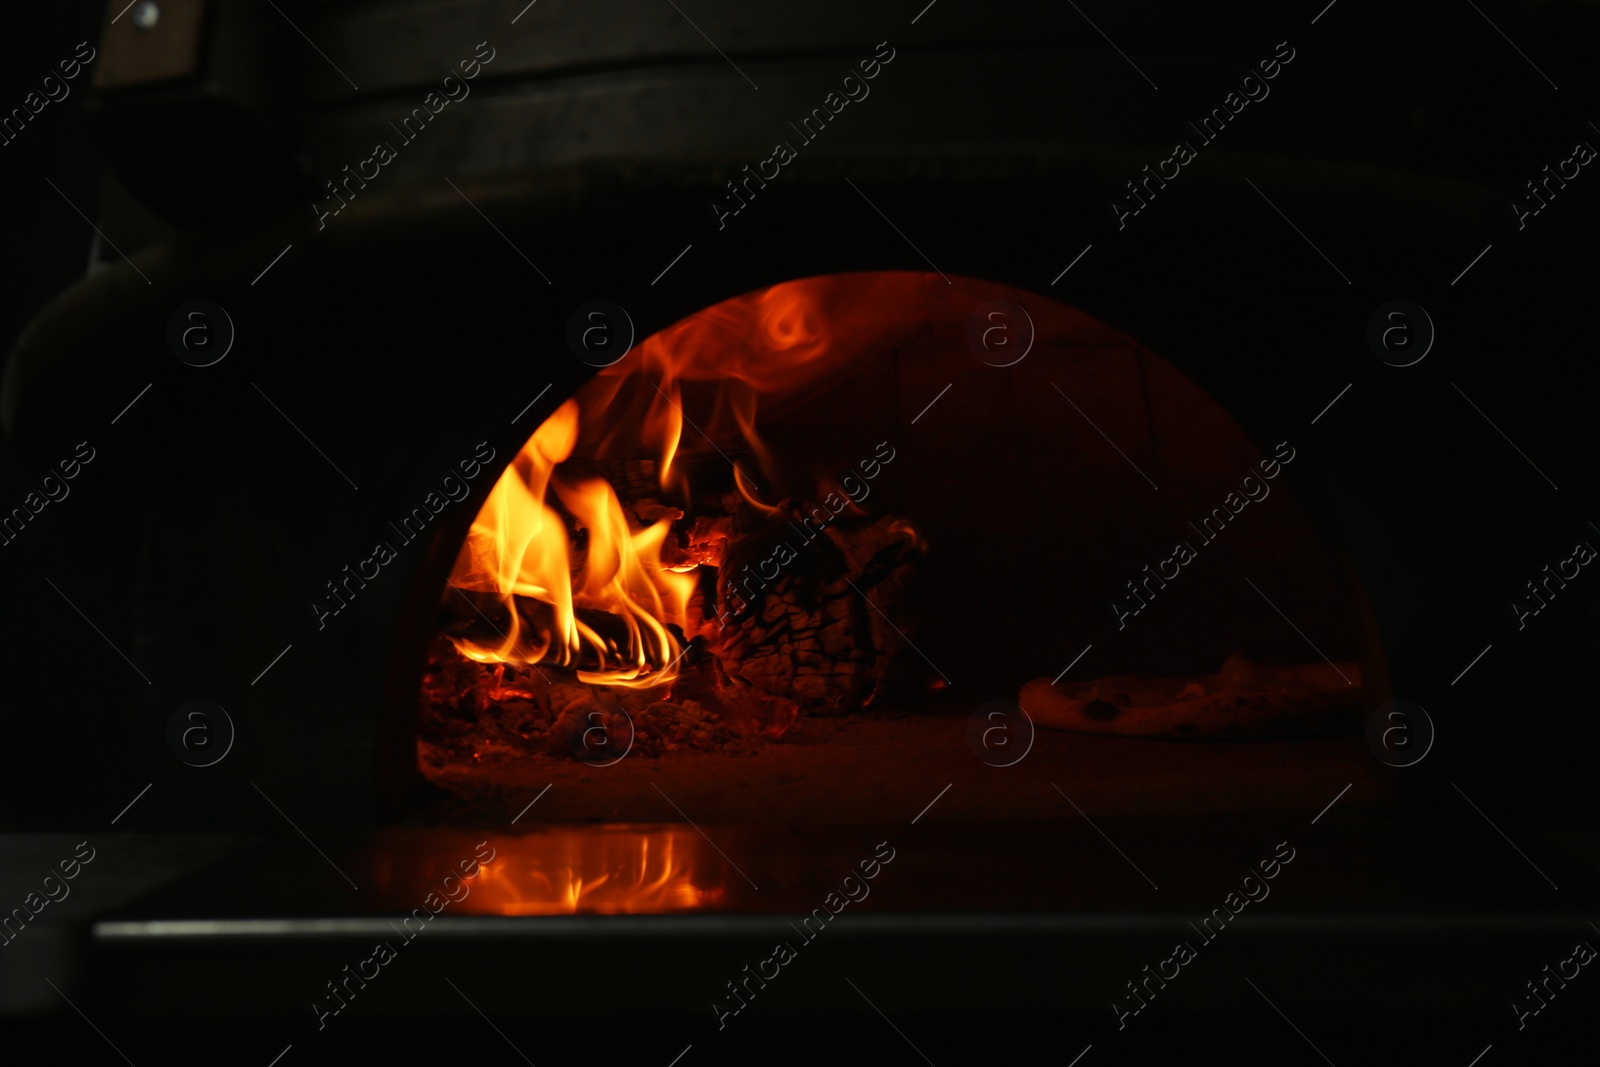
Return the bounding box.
[449,399,695,686]
[445,276,905,687]
[464,828,724,915]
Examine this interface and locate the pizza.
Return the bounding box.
[1020,653,1364,739]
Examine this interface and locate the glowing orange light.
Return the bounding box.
[445,278,863,688]
[463,829,725,915]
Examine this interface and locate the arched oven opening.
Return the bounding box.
[390,271,1381,851]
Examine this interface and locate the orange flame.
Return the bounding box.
[446,276,906,686]
[450,401,696,686]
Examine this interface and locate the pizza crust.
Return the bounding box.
[1020,654,1363,739]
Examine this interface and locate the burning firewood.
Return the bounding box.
[427,403,931,766]
[706,501,927,713]
[439,587,682,677]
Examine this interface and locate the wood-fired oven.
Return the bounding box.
[3,0,1597,1057]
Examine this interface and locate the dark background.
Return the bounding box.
[0,3,109,361]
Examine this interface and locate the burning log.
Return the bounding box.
[440,587,686,678]
[706,501,926,713]
[438,472,926,725]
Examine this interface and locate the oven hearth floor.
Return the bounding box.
[407,708,1382,824]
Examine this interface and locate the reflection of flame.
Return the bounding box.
[447,277,864,686]
[466,829,725,915]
